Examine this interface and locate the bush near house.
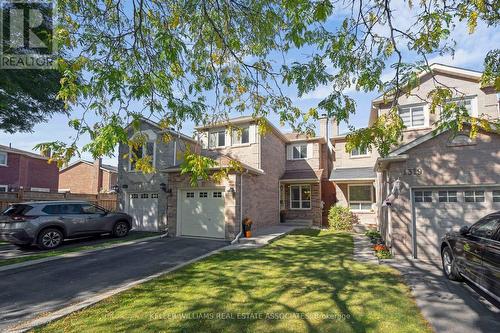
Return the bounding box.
[328,206,359,231]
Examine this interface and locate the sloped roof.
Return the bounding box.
[330,167,376,181]
[60,159,118,173]
[280,169,323,181]
[0,144,49,160]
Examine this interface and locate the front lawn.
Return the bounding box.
[0,231,159,267]
[34,230,431,333]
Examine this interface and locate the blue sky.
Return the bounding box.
[1,5,499,166]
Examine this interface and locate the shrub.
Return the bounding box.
[375,249,392,259]
[365,229,381,239]
[328,206,359,231]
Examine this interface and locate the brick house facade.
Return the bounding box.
[59,159,118,194]
[0,144,59,192]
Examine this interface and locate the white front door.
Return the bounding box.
[128,193,159,231]
[178,189,225,238]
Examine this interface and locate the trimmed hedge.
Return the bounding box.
[328,206,359,231]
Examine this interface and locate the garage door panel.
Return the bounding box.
[414,188,500,261]
[179,189,225,239]
[128,193,159,232]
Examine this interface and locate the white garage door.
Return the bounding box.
[413,188,500,260]
[128,193,159,231]
[178,189,225,238]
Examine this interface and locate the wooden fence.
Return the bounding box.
[0,191,118,212]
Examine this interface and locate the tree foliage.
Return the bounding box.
[29,0,500,170]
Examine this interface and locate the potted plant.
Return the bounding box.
[243,217,253,238]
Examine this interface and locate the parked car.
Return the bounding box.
[441,211,500,304]
[0,201,132,249]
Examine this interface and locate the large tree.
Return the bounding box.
[37,0,499,170]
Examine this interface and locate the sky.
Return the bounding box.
[1,3,499,166]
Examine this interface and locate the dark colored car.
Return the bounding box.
[441,211,500,304]
[0,201,133,249]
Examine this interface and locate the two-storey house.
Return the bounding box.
[117,116,335,239]
[330,63,500,261]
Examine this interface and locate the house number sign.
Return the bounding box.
[403,168,422,176]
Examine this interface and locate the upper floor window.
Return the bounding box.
[350,147,369,158]
[291,144,307,159]
[399,105,425,128]
[209,130,226,148]
[0,152,7,166]
[231,127,249,145]
[130,141,155,171]
[447,97,476,116]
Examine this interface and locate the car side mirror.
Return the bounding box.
[459,225,470,236]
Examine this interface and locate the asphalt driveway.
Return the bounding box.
[389,259,500,333]
[0,237,227,331]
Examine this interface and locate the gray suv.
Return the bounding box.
[0,201,133,249]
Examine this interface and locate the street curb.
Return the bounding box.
[7,246,226,333]
[0,235,163,273]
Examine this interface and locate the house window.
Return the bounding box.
[414,191,432,202]
[290,185,311,209]
[447,97,475,116]
[231,127,249,145]
[291,144,307,159]
[438,191,458,203]
[348,184,373,211]
[199,192,208,198]
[0,152,7,166]
[213,191,222,198]
[493,190,500,203]
[130,141,155,171]
[350,147,369,157]
[186,192,194,198]
[0,185,8,192]
[209,130,226,148]
[399,105,425,128]
[464,190,484,203]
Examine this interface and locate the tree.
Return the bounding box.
[37,0,498,168]
[0,1,65,133]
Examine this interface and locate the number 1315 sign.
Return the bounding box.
[404,168,422,176]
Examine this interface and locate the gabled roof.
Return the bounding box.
[0,144,49,160]
[125,117,197,143]
[60,159,118,173]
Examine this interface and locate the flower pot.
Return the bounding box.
[244,230,252,238]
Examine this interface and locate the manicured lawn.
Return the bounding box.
[34,230,431,333]
[0,231,159,267]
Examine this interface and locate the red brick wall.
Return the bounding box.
[0,153,58,191]
[59,162,117,193]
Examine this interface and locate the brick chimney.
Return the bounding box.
[319,115,329,140]
[92,158,103,194]
[331,118,339,137]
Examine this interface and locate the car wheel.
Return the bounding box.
[441,246,463,281]
[112,221,129,238]
[37,228,64,250]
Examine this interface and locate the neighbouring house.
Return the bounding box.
[330,63,499,261]
[0,144,59,192]
[117,116,335,236]
[59,159,118,194]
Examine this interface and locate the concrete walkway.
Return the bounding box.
[352,233,500,333]
[225,224,303,250]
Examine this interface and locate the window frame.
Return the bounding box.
[0,185,8,192]
[469,217,500,240]
[414,190,433,203]
[231,126,250,146]
[464,190,485,203]
[348,184,374,211]
[438,190,458,203]
[446,96,477,117]
[0,151,7,166]
[208,130,226,148]
[129,140,156,172]
[350,147,370,158]
[492,190,500,203]
[398,104,428,129]
[290,143,308,160]
[289,184,311,210]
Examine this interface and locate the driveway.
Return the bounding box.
[389,259,500,333]
[0,237,227,331]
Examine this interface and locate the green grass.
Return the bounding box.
[0,232,159,267]
[33,230,431,333]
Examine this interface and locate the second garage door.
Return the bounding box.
[178,189,225,239]
[413,187,500,260]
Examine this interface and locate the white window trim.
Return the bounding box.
[31,187,50,192]
[208,129,227,149]
[349,147,370,159]
[289,184,311,210]
[230,126,250,146]
[348,184,374,212]
[438,190,458,203]
[445,96,478,117]
[0,185,8,192]
[493,190,500,202]
[289,143,308,160]
[414,190,433,202]
[128,140,157,172]
[399,103,429,130]
[0,151,7,166]
[464,190,485,203]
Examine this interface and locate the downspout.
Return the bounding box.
[231,171,245,244]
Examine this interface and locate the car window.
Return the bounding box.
[2,204,33,216]
[470,217,500,239]
[59,204,83,215]
[42,205,61,215]
[81,204,105,214]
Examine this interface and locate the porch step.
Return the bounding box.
[281,220,313,227]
